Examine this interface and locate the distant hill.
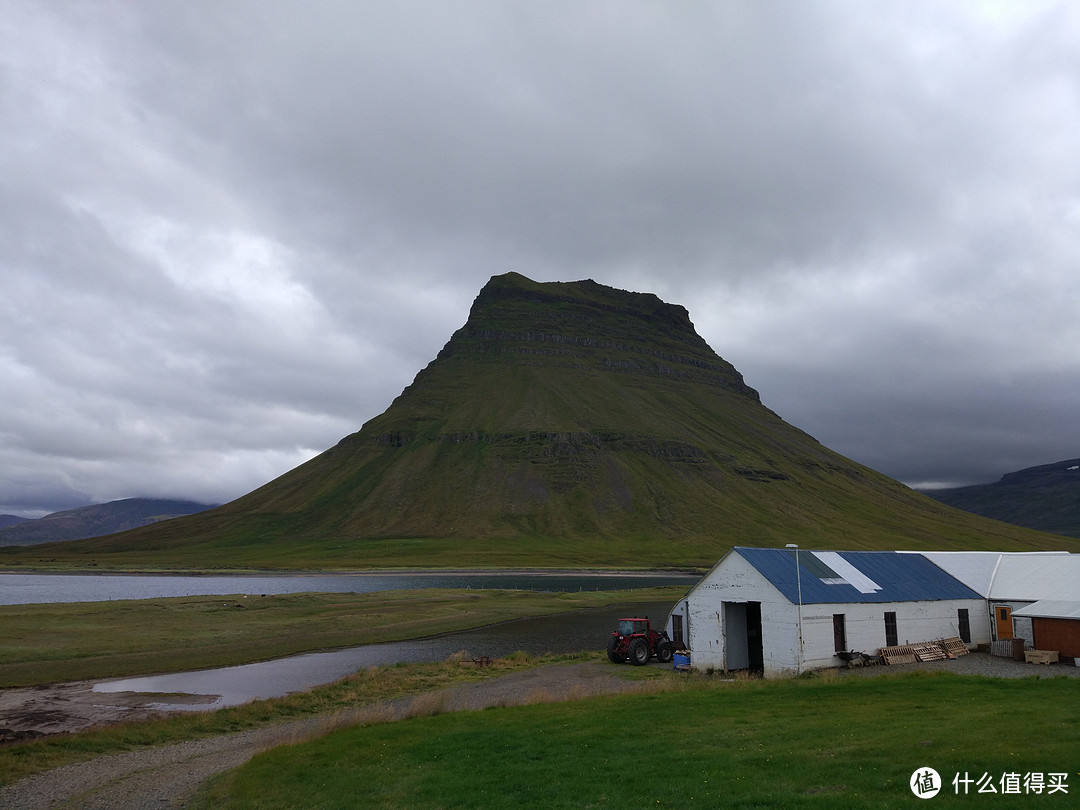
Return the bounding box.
[3,274,1074,570]
[922,458,1080,538]
[0,498,217,547]
[0,515,30,530]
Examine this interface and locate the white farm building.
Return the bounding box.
[664,547,1079,678]
[916,551,1080,660]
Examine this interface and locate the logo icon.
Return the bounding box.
[911,767,941,799]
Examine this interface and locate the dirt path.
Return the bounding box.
[0,661,648,810]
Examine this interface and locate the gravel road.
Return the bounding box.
[2,652,1075,809]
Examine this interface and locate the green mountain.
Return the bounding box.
[922,458,1080,538]
[0,498,217,547]
[6,273,1074,570]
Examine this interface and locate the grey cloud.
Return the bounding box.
[1,1,1078,515]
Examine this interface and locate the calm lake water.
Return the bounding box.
[0,571,698,605]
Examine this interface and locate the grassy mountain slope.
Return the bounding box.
[923,457,1080,538]
[5,273,1074,570]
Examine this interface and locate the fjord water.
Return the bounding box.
[0,571,697,605]
[93,599,678,710]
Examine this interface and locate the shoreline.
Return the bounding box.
[0,680,215,745]
[0,566,704,577]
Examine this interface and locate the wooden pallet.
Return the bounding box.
[879,645,917,665]
[939,636,970,657]
[880,639,966,665]
[912,642,948,662]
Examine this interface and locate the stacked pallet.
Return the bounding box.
[910,642,947,661]
[879,637,970,665]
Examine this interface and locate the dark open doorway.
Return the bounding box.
[723,600,763,672]
[746,601,763,672]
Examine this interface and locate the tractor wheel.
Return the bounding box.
[656,641,674,664]
[628,638,650,666]
[606,636,624,663]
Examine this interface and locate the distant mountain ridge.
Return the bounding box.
[0,498,217,547]
[922,458,1080,538]
[2,273,1073,569]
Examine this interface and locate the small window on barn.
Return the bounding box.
[833,614,847,652]
[884,611,898,647]
[957,609,971,644]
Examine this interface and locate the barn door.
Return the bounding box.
[722,602,749,670]
[994,605,1013,640]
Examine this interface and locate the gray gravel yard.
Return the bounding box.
[837,650,1080,679]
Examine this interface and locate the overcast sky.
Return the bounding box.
[3,1,1078,517]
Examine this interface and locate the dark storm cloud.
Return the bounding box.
[1,1,1078,515]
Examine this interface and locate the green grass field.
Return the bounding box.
[0,586,685,686]
[197,672,1080,809]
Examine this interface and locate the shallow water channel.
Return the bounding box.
[0,572,696,710]
[93,599,677,710]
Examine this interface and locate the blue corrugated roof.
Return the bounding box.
[736,547,982,604]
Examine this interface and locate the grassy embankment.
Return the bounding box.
[197,672,1080,809]
[0,586,686,687]
[0,651,606,788]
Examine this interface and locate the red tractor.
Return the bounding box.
[607,617,675,665]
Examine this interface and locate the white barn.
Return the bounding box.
[665,547,988,678]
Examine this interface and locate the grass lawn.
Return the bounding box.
[0,586,684,686]
[197,672,1080,809]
